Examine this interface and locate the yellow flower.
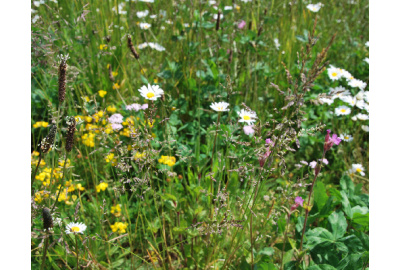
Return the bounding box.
[153,78,159,83]
[158,156,176,167]
[143,119,155,128]
[111,204,122,217]
[58,159,71,168]
[85,116,92,123]
[98,111,104,117]
[105,153,118,166]
[96,182,108,193]
[110,222,128,233]
[34,190,49,203]
[33,121,49,128]
[82,133,96,147]
[32,151,40,157]
[235,5,240,11]
[134,152,146,161]
[99,44,108,50]
[120,127,135,137]
[122,116,135,126]
[98,90,107,98]
[113,83,120,90]
[141,68,147,75]
[107,105,117,113]
[112,71,118,77]
[83,96,90,102]
[76,183,85,191]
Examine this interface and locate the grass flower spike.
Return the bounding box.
[210,101,230,112]
[65,222,87,234]
[138,84,164,100]
[238,109,257,124]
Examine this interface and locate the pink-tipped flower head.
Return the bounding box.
[295,196,304,206]
[237,20,246,29]
[324,129,341,152]
[243,125,255,135]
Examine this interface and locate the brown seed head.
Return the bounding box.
[40,125,57,154]
[127,35,140,59]
[65,117,76,152]
[42,207,53,231]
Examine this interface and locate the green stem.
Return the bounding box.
[75,235,79,269]
[31,152,42,196]
[40,232,49,270]
[51,153,69,213]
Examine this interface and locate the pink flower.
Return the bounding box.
[260,138,274,167]
[243,125,255,135]
[237,20,246,29]
[324,129,341,153]
[320,158,329,165]
[309,161,317,168]
[111,123,123,131]
[265,138,274,145]
[141,104,148,110]
[295,196,304,206]
[126,103,142,111]
[108,113,123,124]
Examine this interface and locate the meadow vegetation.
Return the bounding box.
[31,0,369,269]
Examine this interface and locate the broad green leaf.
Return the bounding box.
[314,182,329,211]
[328,211,347,240]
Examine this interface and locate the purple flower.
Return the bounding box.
[141,104,148,110]
[309,161,317,168]
[265,138,273,145]
[108,113,123,124]
[295,196,304,206]
[320,158,329,165]
[237,20,246,29]
[300,160,308,166]
[111,123,123,131]
[324,129,341,152]
[126,103,142,111]
[243,125,255,135]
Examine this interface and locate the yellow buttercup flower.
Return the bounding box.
[33,121,49,128]
[158,156,176,167]
[111,204,122,217]
[82,133,95,147]
[113,83,120,90]
[107,105,117,113]
[110,222,128,233]
[96,182,108,193]
[105,153,118,166]
[99,44,108,50]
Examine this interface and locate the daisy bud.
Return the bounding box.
[65,117,76,152]
[58,54,69,104]
[127,35,139,59]
[40,125,57,154]
[42,207,53,231]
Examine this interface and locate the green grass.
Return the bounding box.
[31,0,369,269]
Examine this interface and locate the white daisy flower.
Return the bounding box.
[329,86,350,100]
[355,91,365,100]
[165,20,173,24]
[306,3,322,12]
[319,97,334,105]
[238,109,258,124]
[138,84,164,100]
[138,42,149,49]
[327,65,342,81]
[348,78,367,90]
[335,105,351,116]
[137,10,149,18]
[363,91,369,103]
[364,58,369,64]
[65,222,87,234]
[139,23,151,30]
[150,15,157,19]
[351,115,358,121]
[341,96,357,107]
[351,164,365,176]
[209,0,217,4]
[210,102,230,112]
[356,113,369,120]
[339,134,353,142]
[361,125,369,132]
[355,99,366,110]
[342,70,355,81]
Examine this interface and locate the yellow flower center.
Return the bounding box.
[332,72,337,77]
[71,226,80,232]
[147,92,155,98]
[356,168,362,173]
[341,109,346,113]
[345,136,349,140]
[217,107,223,111]
[243,115,251,120]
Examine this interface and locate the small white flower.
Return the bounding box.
[356,113,369,120]
[355,99,367,110]
[363,91,369,103]
[32,15,40,23]
[274,38,281,50]
[238,109,258,124]
[209,0,217,4]
[65,222,87,234]
[139,22,151,30]
[364,57,369,64]
[341,96,357,107]
[306,3,322,12]
[137,10,149,18]
[319,97,334,105]
[327,65,342,81]
[165,20,173,24]
[224,6,233,10]
[339,134,353,142]
[329,86,350,100]
[138,84,164,100]
[361,125,369,132]
[210,102,230,112]
[342,70,355,81]
[335,105,351,116]
[351,115,358,121]
[365,41,369,47]
[348,78,367,90]
[351,164,365,176]
[139,0,154,2]
[138,42,148,49]
[150,14,157,19]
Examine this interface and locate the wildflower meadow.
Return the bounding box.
[29,0,372,269]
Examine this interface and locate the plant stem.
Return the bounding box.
[299,152,325,251]
[75,235,79,269]
[51,153,69,213]
[31,152,42,196]
[40,232,49,270]
[280,214,291,270]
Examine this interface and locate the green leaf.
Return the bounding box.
[307,264,337,270]
[328,211,347,240]
[340,190,352,217]
[314,182,329,211]
[305,228,334,249]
